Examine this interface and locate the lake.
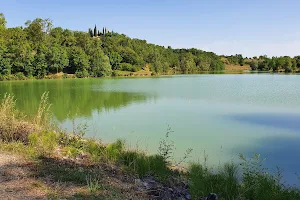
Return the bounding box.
[1,74,300,185]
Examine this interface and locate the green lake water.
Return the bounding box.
[1,74,300,184]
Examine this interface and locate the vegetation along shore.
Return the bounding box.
[1,13,300,81]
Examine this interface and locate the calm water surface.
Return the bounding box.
[1,74,300,185]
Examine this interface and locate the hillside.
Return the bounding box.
[0,14,224,81]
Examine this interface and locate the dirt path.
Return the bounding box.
[0,152,47,200]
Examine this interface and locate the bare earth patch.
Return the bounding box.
[0,151,149,200]
[0,152,47,200]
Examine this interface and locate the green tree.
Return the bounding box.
[180,53,196,73]
[0,13,6,28]
[88,28,93,37]
[250,60,258,70]
[47,45,69,73]
[94,25,97,37]
[24,18,52,49]
[294,56,300,69]
[283,57,292,72]
[68,46,90,76]
[108,52,122,70]
[62,29,76,47]
[90,49,112,77]
[120,47,143,66]
[33,52,47,78]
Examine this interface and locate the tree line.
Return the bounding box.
[0,13,225,80]
[2,13,298,81]
[248,56,300,72]
[222,54,300,72]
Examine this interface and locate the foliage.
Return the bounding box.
[188,154,300,200]
[249,56,300,72]
[0,12,226,80]
[119,63,137,72]
[0,94,36,142]
[158,125,175,163]
[28,131,57,156]
[227,54,244,66]
[86,174,101,194]
[105,139,125,161]
[90,48,112,77]
[188,162,240,200]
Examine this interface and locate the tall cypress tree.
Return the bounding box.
[88,28,93,37]
[102,27,105,35]
[97,30,100,36]
[94,25,97,37]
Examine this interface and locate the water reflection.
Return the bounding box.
[0,79,151,121]
[230,113,300,132]
[235,136,300,186]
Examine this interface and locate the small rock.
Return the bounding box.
[207,193,218,200]
[134,178,142,185]
[185,194,191,199]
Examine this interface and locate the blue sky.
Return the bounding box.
[1,0,300,57]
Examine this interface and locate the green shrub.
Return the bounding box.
[86,174,101,194]
[119,63,137,72]
[239,153,300,200]
[62,146,81,158]
[28,131,58,156]
[0,140,36,158]
[14,72,27,80]
[84,139,104,161]
[121,151,150,177]
[0,75,8,81]
[112,70,123,76]
[188,162,239,200]
[0,94,36,143]
[105,139,125,161]
[148,155,170,180]
[121,151,170,179]
[75,70,89,78]
[62,73,68,79]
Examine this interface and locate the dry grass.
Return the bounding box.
[0,94,38,143]
[225,64,250,71]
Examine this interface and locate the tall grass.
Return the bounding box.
[34,92,52,130]
[0,94,37,142]
[189,154,300,200]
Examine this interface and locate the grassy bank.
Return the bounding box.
[0,93,300,200]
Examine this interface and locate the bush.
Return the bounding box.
[62,146,81,158]
[188,162,239,200]
[84,139,104,161]
[148,155,170,180]
[0,75,8,81]
[121,151,170,179]
[62,73,68,79]
[119,63,137,72]
[14,72,27,80]
[0,140,36,157]
[28,131,58,156]
[105,139,125,161]
[112,70,123,77]
[0,94,37,143]
[75,70,89,78]
[239,153,300,199]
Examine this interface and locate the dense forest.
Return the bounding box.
[223,54,300,72]
[1,13,300,81]
[0,13,224,80]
